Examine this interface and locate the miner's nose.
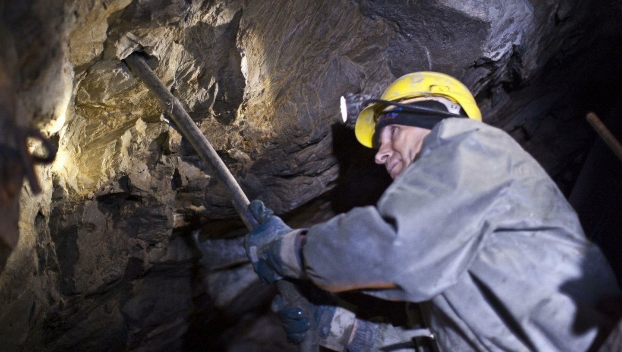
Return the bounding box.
[375,140,392,165]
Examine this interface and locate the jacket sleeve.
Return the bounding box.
[303,120,520,302]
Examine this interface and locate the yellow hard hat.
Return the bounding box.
[354,71,482,148]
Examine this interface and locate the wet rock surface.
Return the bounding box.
[0,0,622,351]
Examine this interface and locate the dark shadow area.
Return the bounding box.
[182,277,284,352]
[570,102,622,286]
[548,17,622,196]
[558,4,622,280]
[328,122,392,213]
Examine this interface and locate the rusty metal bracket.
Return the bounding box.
[16,127,57,195]
[0,126,56,253]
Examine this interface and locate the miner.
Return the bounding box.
[245,71,621,351]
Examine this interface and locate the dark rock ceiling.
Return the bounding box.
[1,0,622,351]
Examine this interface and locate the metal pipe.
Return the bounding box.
[124,53,319,352]
[586,112,622,163]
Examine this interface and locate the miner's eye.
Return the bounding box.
[391,126,399,137]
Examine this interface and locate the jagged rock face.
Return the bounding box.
[1,0,622,351]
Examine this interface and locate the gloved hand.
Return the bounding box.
[245,200,294,283]
[272,291,338,346]
[272,286,392,352]
[272,294,311,344]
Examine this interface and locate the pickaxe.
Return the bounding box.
[123,53,319,352]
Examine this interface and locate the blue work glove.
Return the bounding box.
[272,294,311,344]
[272,286,379,351]
[245,200,294,283]
[271,281,347,346]
[272,291,338,346]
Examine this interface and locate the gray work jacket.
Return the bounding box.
[303,118,620,351]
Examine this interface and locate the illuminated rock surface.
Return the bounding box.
[0,0,621,351]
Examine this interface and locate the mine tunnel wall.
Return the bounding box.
[1,0,622,351]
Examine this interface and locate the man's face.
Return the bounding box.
[374,124,432,179]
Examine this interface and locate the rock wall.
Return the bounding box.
[0,0,621,351]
